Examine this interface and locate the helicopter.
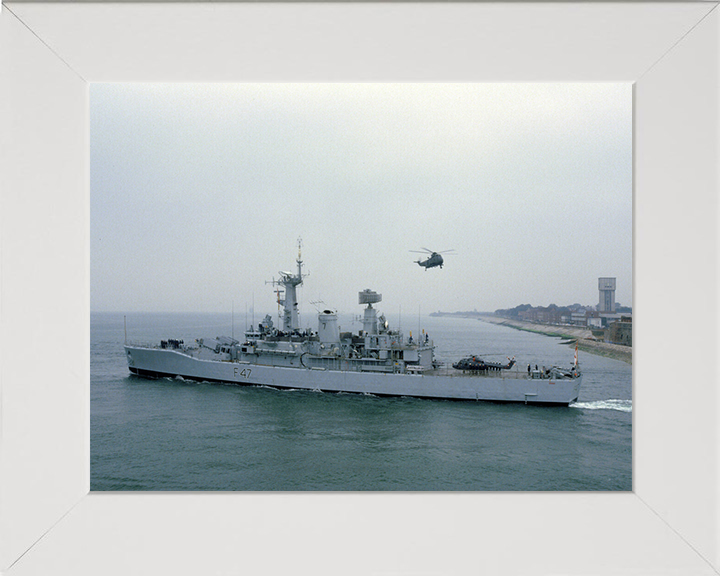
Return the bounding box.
[410,248,456,270]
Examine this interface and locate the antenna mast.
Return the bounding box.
[267,238,307,332]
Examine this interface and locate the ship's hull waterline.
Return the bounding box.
[125,346,581,405]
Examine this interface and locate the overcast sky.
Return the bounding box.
[91,83,632,319]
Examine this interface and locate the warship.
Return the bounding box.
[124,246,582,405]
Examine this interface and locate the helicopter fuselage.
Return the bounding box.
[417,253,444,269]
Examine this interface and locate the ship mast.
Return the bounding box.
[268,238,307,332]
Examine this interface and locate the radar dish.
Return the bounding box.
[359,289,382,305]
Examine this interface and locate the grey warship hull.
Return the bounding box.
[125,345,580,405]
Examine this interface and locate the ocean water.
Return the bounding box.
[91,312,632,491]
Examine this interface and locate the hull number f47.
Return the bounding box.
[234,367,252,379]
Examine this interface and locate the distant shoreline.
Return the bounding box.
[434,313,633,365]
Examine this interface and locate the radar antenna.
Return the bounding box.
[359,289,382,335]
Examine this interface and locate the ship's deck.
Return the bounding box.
[126,343,579,381]
[423,366,529,379]
[424,366,578,381]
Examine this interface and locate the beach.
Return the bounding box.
[479,315,632,365]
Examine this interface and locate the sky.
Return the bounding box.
[91,83,632,320]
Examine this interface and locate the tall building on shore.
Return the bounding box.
[598,277,616,313]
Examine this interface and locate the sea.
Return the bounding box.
[91,312,632,491]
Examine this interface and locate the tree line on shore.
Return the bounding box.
[494,302,632,321]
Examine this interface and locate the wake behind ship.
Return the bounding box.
[124,246,581,405]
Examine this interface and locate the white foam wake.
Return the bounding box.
[572,399,632,413]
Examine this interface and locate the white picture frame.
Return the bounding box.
[1,2,718,574]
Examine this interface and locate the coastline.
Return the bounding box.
[477,315,633,365]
